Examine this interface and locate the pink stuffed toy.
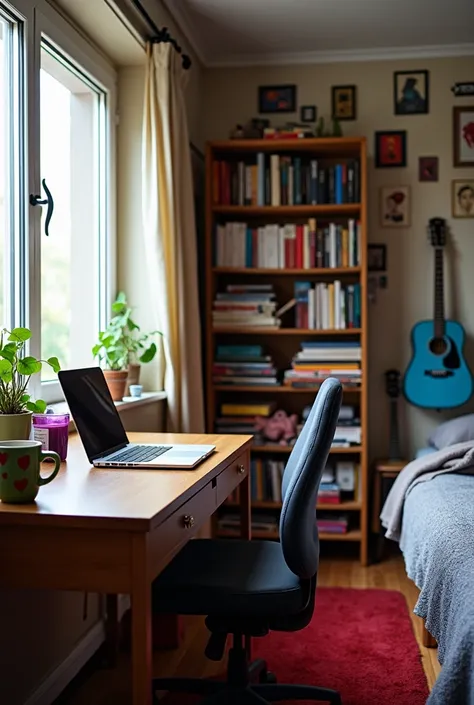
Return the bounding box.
[254,409,298,446]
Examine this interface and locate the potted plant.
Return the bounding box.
[0,327,60,440]
[93,292,161,401]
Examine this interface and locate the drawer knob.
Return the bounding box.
[183,514,195,529]
[237,464,246,475]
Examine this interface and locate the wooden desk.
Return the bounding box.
[0,432,252,705]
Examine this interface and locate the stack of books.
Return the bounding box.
[317,514,349,534]
[213,344,280,387]
[284,342,362,388]
[318,482,341,504]
[212,284,280,329]
[212,155,361,207]
[293,281,361,329]
[217,512,279,534]
[249,459,285,502]
[215,401,275,436]
[214,219,360,270]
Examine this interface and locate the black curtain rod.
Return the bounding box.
[130,0,192,70]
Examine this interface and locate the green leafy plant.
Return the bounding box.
[92,292,161,370]
[0,327,60,414]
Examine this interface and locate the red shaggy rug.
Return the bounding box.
[164,588,429,704]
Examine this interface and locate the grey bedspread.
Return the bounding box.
[400,473,474,704]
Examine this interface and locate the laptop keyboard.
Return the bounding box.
[107,445,171,463]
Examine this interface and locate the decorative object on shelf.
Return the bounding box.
[331,118,343,137]
[0,439,61,504]
[380,186,410,227]
[394,70,429,115]
[32,412,70,461]
[229,124,245,139]
[0,327,60,441]
[452,179,474,218]
[300,105,316,123]
[316,116,326,137]
[331,85,357,120]
[129,384,143,398]
[254,409,298,446]
[419,156,439,182]
[451,82,474,97]
[375,130,407,168]
[367,244,387,272]
[384,369,403,461]
[404,217,473,409]
[258,85,296,114]
[453,106,474,167]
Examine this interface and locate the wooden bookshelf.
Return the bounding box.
[205,137,368,564]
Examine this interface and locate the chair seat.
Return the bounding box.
[152,539,307,617]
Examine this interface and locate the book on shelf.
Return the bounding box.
[220,401,276,417]
[217,512,278,533]
[317,514,349,534]
[285,342,362,388]
[213,344,280,388]
[214,219,361,269]
[212,155,360,206]
[213,285,280,329]
[293,281,361,330]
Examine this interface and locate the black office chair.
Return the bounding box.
[151,377,343,705]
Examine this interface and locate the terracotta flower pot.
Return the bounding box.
[103,370,128,402]
[0,411,33,441]
[126,363,141,396]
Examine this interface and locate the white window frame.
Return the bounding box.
[3,0,117,403]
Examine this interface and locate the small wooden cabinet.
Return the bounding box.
[371,458,406,562]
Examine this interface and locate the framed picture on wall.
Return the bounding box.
[418,156,439,182]
[331,85,357,120]
[367,244,387,272]
[453,106,474,167]
[375,130,407,168]
[380,186,410,227]
[394,70,429,115]
[258,85,297,114]
[452,180,474,218]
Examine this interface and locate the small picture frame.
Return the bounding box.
[331,85,357,121]
[375,130,407,168]
[394,70,429,115]
[453,106,474,167]
[300,105,316,123]
[367,244,387,272]
[380,186,411,227]
[258,85,297,114]
[418,156,439,182]
[452,180,474,218]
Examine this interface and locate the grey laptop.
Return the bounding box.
[58,367,215,469]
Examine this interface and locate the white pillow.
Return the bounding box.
[428,414,474,449]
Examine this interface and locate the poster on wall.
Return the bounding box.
[453,106,474,167]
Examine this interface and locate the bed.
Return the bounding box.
[381,441,474,705]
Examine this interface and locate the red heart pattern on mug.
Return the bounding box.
[0,453,8,466]
[17,455,30,471]
[14,478,28,492]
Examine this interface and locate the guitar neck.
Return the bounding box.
[434,248,445,338]
[389,399,401,460]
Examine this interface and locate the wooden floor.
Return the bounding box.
[56,555,440,705]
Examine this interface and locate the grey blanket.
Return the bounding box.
[380,441,474,541]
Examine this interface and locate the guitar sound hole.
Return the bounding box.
[429,337,448,355]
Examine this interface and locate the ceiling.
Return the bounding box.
[162,0,474,67]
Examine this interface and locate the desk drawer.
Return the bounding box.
[149,480,216,576]
[216,453,248,506]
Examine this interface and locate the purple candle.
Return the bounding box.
[32,413,70,461]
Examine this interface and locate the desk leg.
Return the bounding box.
[104,594,119,668]
[131,535,152,705]
[240,449,252,659]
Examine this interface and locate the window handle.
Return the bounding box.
[30,178,54,236]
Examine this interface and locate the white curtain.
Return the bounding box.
[142,43,204,433]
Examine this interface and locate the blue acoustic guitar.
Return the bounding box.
[404,217,473,409]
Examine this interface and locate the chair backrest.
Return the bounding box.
[279,377,342,579]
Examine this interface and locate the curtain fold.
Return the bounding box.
[142,43,204,433]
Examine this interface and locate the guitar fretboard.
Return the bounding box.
[434,248,445,339]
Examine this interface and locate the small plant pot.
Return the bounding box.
[0,412,33,441]
[126,363,141,396]
[103,370,129,402]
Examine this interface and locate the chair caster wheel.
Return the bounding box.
[259,670,277,684]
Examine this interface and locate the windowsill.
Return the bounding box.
[49,391,167,434]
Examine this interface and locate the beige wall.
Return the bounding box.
[202,56,474,459]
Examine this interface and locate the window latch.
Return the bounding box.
[30,178,54,236]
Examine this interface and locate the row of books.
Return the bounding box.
[285,342,362,390]
[212,285,280,329]
[213,343,279,389]
[216,513,351,535]
[212,156,361,206]
[214,219,361,269]
[294,281,361,330]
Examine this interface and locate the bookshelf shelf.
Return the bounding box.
[213,204,360,217]
[205,137,368,564]
[213,267,361,276]
[212,328,362,336]
[216,528,362,542]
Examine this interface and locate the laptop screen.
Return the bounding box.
[58,367,128,461]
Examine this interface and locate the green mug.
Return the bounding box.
[0,440,61,503]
